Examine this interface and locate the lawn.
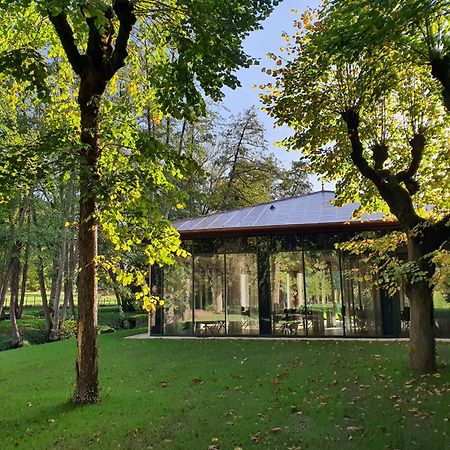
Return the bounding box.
[0,334,449,450]
[0,306,147,350]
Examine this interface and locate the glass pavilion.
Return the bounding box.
[152,191,450,338]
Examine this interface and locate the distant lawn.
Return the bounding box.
[0,306,146,350]
[0,334,449,449]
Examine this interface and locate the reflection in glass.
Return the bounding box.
[193,255,225,334]
[163,257,193,334]
[341,258,382,336]
[270,252,306,335]
[304,251,343,336]
[226,253,259,334]
[434,285,450,338]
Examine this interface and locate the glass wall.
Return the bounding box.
[226,254,259,335]
[304,251,343,336]
[163,257,193,334]
[161,234,427,338]
[193,255,226,335]
[341,258,382,336]
[434,286,450,338]
[270,252,307,336]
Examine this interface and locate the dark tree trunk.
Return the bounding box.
[75,180,99,403]
[49,1,136,404]
[406,280,436,373]
[405,234,437,373]
[73,73,104,404]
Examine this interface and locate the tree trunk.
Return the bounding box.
[108,269,123,309]
[406,234,436,373]
[0,261,12,318]
[9,252,21,348]
[73,73,104,404]
[18,239,30,319]
[74,182,98,403]
[407,280,436,373]
[37,254,52,335]
[49,240,67,341]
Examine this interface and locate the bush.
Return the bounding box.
[59,319,77,339]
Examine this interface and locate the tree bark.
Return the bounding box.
[37,254,52,335]
[18,238,30,319]
[73,72,104,404]
[406,280,436,373]
[49,240,67,341]
[9,251,22,348]
[405,234,437,373]
[0,261,12,318]
[75,178,99,403]
[49,1,136,404]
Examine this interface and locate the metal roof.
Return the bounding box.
[173,191,396,238]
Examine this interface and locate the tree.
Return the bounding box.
[2,0,277,403]
[262,1,450,373]
[170,108,312,217]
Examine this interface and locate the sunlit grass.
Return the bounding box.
[0,333,449,449]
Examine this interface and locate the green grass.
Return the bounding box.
[2,291,118,308]
[0,306,146,350]
[0,334,449,449]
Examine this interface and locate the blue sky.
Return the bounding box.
[221,0,332,190]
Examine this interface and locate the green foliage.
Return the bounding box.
[59,318,77,339]
[261,1,450,213]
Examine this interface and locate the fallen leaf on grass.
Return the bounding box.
[269,427,281,433]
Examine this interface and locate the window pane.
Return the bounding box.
[163,257,193,334]
[304,251,343,336]
[193,255,225,335]
[226,253,259,335]
[341,258,382,336]
[270,252,307,336]
[434,287,450,338]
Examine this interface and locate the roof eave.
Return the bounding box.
[177,219,400,240]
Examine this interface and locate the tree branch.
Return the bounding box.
[341,108,423,229]
[430,54,450,112]
[48,13,85,76]
[107,0,136,79]
[396,133,425,195]
[341,108,382,185]
[372,143,389,171]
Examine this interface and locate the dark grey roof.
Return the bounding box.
[174,191,390,235]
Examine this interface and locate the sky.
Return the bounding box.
[221,0,333,191]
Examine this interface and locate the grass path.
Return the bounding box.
[0,332,449,449]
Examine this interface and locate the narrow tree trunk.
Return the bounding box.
[48,256,59,312]
[62,236,76,321]
[37,254,52,335]
[0,261,12,318]
[9,253,21,348]
[18,239,30,318]
[49,240,67,341]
